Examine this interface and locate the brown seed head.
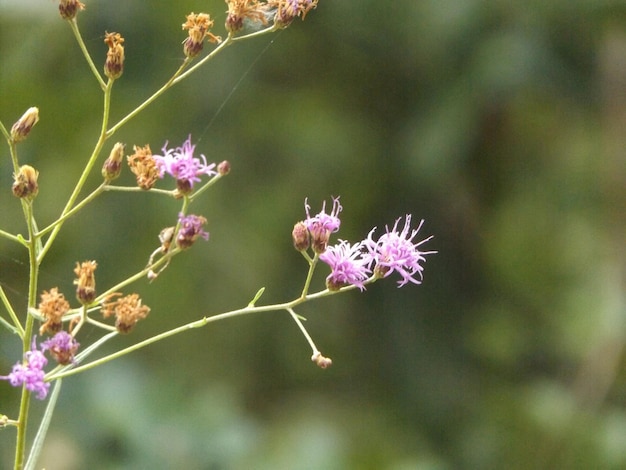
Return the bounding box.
[38,288,71,335]
[73,260,97,305]
[104,32,125,80]
[127,144,160,190]
[182,12,221,58]
[102,293,150,334]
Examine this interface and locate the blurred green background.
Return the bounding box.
[1,0,625,468]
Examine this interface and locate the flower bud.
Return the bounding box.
[10,107,39,143]
[311,351,332,369]
[102,142,125,182]
[176,213,209,249]
[73,260,97,305]
[104,32,125,80]
[58,0,85,20]
[217,160,231,176]
[12,165,39,200]
[292,221,310,251]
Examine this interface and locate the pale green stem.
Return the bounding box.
[0,285,25,337]
[299,253,320,299]
[67,19,106,90]
[0,228,25,245]
[24,380,62,470]
[188,173,225,203]
[38,80,114,262]
[286,307,319,355]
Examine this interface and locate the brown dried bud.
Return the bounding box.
[292,221,310,252]
[311,351,332,369]
[58,0,85,20]
[102,142,125,182]
[182,12,221,58]
[73,260,97,305]
[101,293,150,334]
[104,32,125,80]
[12,165,39,200]
[38,288,71,335]
[10,107,39,143]
[127,144,159,190]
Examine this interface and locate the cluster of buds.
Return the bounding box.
[293,197,436,291]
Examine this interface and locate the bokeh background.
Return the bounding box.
[1,1,625,468]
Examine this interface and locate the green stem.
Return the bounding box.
[38,80,114,262]
[67,18,106,90]
[300,253,319,299]
[0,284,25,337]
[24,380,62,470]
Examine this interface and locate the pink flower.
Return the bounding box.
[319,240,371,291]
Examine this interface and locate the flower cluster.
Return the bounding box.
[0,339,49,400]
[153,136,217,196]
[225,0,318,33]
[296,198,435,291]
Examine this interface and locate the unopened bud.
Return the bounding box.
[292,221,310,251]
[104,32,125,80]
[10,107,39,143]
[311,351,332,369]
[102,142,125,181]
[58,0,85,20]
[12,165,39,200]
[217,160,231,176]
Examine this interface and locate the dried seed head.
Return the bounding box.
[182,12,221,58]
[225,0,268,34]
[12,165,39,200]
[73,260,97,305]
[58,0,85,20]
[127,144,159,190]
[10,107,39,143]
[101,293,150,334]
[104,32,125,80]
[38,288,71,335]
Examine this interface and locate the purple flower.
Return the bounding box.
[41,331,80,365]
[319,240,371,291]
[363,215,435,287]
[304,197,342,253]
[0,338,49,400]
[176,213,209,249]
[153,135,216,193]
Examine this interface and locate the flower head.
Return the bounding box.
[176,213,209,249]
[104,32,125,80]
[153,136,216,195]
[304,197,342,253]
[74,260,97,305]
[363,215,435,287]
[127,144,160,190]
[58,0,85,20]
[0,338,49,400]
[225,0,269,34]
[319,240,371,291]
[182,12,221,58]
[41,331,80,365]
[12,165,39,200]
[10,107,39,143]
[102,293,151,334]
[38,287,70,335]
[267,0,318,28]
[102,142,125,182]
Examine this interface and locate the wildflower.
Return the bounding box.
[182,12,221,58]
[12,165,39,200]
[153,136,216,196]
[0,338,49,400]
[319,240,371,291]
[225,0,269,34]
[104,32,125,80]
[292,221,310,251]
[363,215,435,287]
[38,287,70,335]
[267,0,318,28]
[74,260,97,305]
[10,107,39,143]
[304,197,342,253]
[176,213,209,249]
[127,144,160,190]
[41,331,79,365]
[102,293,150,334]
[58,0,85,20]
[102,142,125,182]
